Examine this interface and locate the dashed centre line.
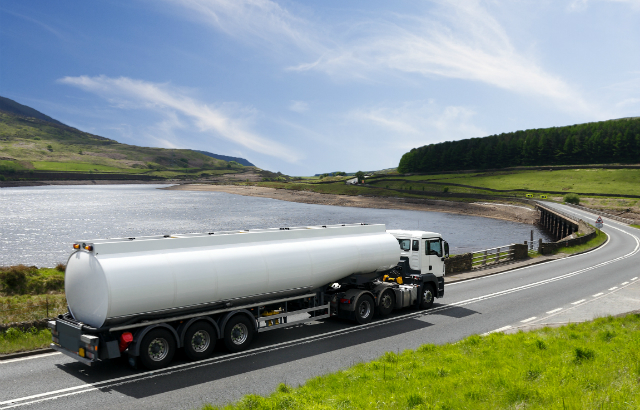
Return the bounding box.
[609,287,618,291]
[621,282,629,285]
[483,326,512,335]
[546,308,563,314]
[520,317,537,323]
[632,277,638,281]
[592,292,604,297]
[571,299,586,305]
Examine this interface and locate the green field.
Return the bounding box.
[204,314,640,410]
[31,161,139,172]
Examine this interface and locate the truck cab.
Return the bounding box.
[387,230,449,277]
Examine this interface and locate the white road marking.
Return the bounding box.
[632,277,638,280]
[571,299,586,305]
[592,292,604,297]
[621,282,629,285]
[3,215,639,409]
[520,317,537,323]
[0,352,60,364]
[609,287,618,291]
[482,326,512,335]
[546,308,563,314]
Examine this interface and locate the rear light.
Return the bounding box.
[340,298,351,304]
[84,245,93,251]
[73,244,80,249]
[119,332,134,352]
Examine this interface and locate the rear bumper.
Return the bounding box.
[50,343,94,366]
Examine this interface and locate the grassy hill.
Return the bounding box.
[0,109,251,180]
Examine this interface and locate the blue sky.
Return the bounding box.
[1,0,639,175]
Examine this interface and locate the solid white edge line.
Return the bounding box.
[592,293,604,297]
[571,299,586,305]
[520,317,537,323]
[0,352,61,364]
[546,308,563,314]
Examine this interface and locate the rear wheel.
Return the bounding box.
[420,284,435,310]
[184,321,216,361]
[139,328,176,370]
[224,315,255,353]
[377,289,395,317]
[354,294,374,325]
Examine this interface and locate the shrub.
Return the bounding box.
[55,263,66,272]
[443,186,449,193]
[564,193,580,205]
[0,175,5,181]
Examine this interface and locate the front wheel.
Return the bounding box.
[139,328,176,370]
[354,294,374,325]
[224,315,255,353]
[420,284,435,310]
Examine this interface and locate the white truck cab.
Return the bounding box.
[387,230,449,277]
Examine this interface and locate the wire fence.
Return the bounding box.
[0,296,67,324]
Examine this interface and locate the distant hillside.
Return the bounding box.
[0,96,66,127]
[193,150,254,167]
[399,117,640,173]
[0,103,247,176]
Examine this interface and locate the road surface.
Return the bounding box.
[1,202,638,409]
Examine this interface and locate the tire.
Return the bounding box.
[184,321,216,361]
[139,328,176,370]
[377,289,395,317]
[354,294,374,325]
[420,284,435,310]
[224,315,255,353]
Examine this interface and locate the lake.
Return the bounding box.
[0,185,553,267]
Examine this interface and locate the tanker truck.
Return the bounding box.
[49,223,448,370]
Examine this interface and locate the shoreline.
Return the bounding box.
[163,184,540,225]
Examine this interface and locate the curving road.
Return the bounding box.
[1,202,638,410]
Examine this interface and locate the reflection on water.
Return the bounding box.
[0,185,553,267]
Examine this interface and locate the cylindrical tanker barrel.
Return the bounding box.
[65,224,401,328]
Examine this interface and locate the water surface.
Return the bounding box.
[0,185,553,266]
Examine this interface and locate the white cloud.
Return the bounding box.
[58,75,300,162]
[569,0,640,11]
[288,100,309,113]
[347,101,486,150]
[157,0,325,54]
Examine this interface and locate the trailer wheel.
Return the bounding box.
[420,284,435,310]
[224,315,255,353]
[377,289,395,317]
[139,328,176,370]
[354,294,374,325]
[184,321,216,361]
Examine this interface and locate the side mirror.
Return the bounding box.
[444,241,449,258]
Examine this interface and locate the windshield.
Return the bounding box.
[397,239,411,252]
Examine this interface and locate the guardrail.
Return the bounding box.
[471,245,516,269]
[535,201,581,223]
[563,203,635,225]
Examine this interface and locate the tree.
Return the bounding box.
[355,171,365,184]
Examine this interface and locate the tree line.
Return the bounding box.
[397,117,640,173]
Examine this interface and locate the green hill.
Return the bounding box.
[398,117,640,173]
[0,96,66,127]
[0,106,249,178]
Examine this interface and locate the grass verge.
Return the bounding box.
[203,314,640,409]
[0,327,51,355]
[631,224,640,230]
[1,294,67,324]
[552,229,608,255]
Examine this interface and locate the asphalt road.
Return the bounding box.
[1,202,638,410]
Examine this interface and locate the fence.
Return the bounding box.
[472,245,515,269]
[1,297,67,327]
[564,203,635,225]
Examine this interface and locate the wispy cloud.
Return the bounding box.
[289,100,308,113]
[157,0,325,54]
[347,101,486,150]
[58,75,300,162]
[569,0,640,11]
[290,1,592,114]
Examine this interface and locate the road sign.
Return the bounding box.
[596,216,603,229]
[540,195,548,199]
[526,194,533,198]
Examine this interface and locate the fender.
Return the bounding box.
[128,323,181,357]
[217,309,257,338]
[177,316,220,346]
